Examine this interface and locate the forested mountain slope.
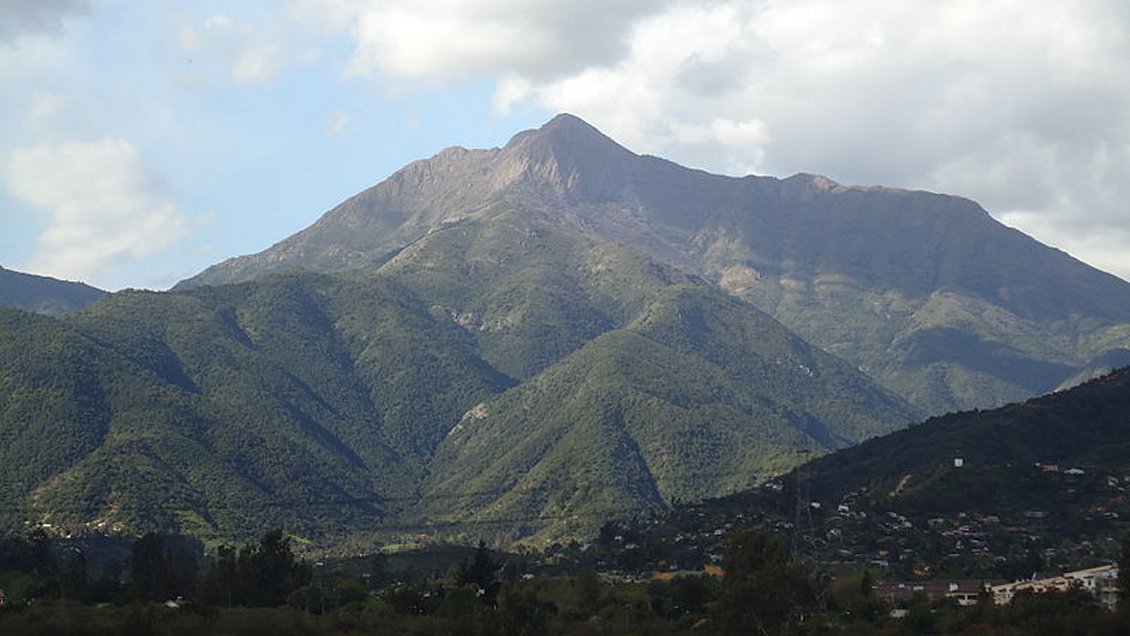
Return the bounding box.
[0,265,105,315]
[796,366,1130,513]
[0,223,915,545]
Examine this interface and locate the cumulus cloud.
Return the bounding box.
[5,138,191,284]
[311,0,1129,278]
[0,0,88,42]
[297,0,691,81]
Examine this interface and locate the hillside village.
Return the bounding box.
[527,459,1130,609]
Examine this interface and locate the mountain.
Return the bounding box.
[0,221,916,545]
[0,275,510,542]
[377,215,915,543]
[9,113,1129,547]
[793,366,1130,514]
[0,265,105,315]
[177,114,1130,416]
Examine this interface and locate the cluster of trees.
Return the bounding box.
[0,528,816,634]
[4,529,1130,635]
[197,529,311,607]
[0,528,307,608]
[0,529,127,604]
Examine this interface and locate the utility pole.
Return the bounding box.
[792,449,814,564]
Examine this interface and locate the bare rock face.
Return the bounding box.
[176,114,1130,415]
[176,114,649,288]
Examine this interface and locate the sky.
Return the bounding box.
[2,0,1128,291]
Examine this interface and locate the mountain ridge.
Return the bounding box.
[176,114,1130,415]
[0,265,106,315]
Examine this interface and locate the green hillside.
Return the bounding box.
[0,275,509,543]
[0,219,917,547]
[416,296,912,544]
[0,266,105,315]
[796,366,1130,514]
[374,216,916,543]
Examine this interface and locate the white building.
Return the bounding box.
[990,564,1120,610]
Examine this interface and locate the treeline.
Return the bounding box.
[4,529,1130,635]
[0,529,805,634]
[0,528,307,607]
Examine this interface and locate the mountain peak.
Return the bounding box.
[506,113,624,148]
[540,112,607,136]
[500,114,635,198]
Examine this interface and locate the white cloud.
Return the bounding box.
[999,209,1130,285]
[0,0,88,43]
[492,75,533,114]
[439,0,1130,280]
[299,0,690,82]
[5,138,191,284]
[289,1,1130,279]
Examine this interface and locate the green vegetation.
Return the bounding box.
[0,272,510,543]
[0,266,105,316]
[378,218,917,543]
[0,217,916,547]
[657,367,1130,584]
[800,367,1130,509]
[5,526,1130,635]
[714,529,816,634]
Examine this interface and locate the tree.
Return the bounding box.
[860,569,874,599]
[236,528,309,605]
[495,583,551,636]
[714,528,816,636]
[131,532,169,601]
[60,548,88,602]
[28,528,56,576]
[575,568,602,617]
[199,545,240,607]
[129,532,197,602]
[198,529,310,607]
[241,528,310,607]
[457,540,501,606]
